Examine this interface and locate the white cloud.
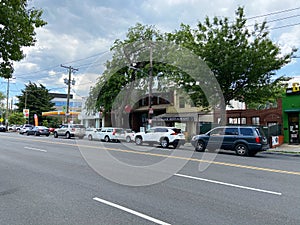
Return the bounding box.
[11,0,300,97]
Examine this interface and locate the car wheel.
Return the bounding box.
[66,132,71,139]
[195,140,206,152]
[135,136,143,145]
[88,135,93,141]
[160,138,169,148]
[235,143,248,156]
[26,132,30,136]
[104,136,110,142]
[173,143,179,149]
[34,132,38,136]
[46,134,49,137]
[126,136,131,143]
[54,132,58,138]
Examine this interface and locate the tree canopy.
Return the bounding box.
[15,82,55,124]
[167,7,296,105]
[86,7,296,114]
[0,0,46,78]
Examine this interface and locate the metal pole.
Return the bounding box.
[148,45,153,128]
[5,78,10,128]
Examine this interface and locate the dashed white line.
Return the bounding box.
[93,197,171,225]
[24,147,47,152]
[175,173,282,196]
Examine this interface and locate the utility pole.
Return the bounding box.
[5,77,15,128]
[148,44,153,129]
[61,65,78,122]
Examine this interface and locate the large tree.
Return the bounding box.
[0,0,46,78]
[87,7,296,115]
[15,82,55,124]
[86,23,163,114]
[167,7,296,106]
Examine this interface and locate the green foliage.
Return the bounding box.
[0,0,47,78]
[15,82,55,124]
[168,7,296,106]
[0,91,5,109]
[8,112,25,125]
[86,8,296,113]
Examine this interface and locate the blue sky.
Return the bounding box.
[1,0,300,102]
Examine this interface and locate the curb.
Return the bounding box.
[265,150,300,156]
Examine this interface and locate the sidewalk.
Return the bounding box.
[267,143,300,154]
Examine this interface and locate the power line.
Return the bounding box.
[247,14,300,27]
[247,6,300,20]
[269,22,300,30]
[14,50,108,78]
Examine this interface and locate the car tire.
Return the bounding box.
[235,143,248,156]
[26,132,30,136]
[34,132,38,136]
[88,135,93,141]
[46,134,49,137]
[173,143,180,149]
[160,138,169,148]
[126,136,131,143]
[66,132,71,139]
[54,132,58,138]
[195,140,206,152]
[104,135,110,142]
[135,136,143,145]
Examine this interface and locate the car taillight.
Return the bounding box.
[112,130,116,135]
[170,132,177,135]
[255,137,261,143]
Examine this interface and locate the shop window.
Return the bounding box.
[252,117,260,125]
[228,117,246,124]
[179,97,185,108]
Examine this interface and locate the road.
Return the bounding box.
[1,132,300,225]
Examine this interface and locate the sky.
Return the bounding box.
[1,0,300,103]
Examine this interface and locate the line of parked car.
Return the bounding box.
[6,123,269,156]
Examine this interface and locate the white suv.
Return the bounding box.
[134,127,186,148]
[53,124,85,139]
[96,127,126,142]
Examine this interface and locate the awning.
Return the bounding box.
[42,111,80,116]
[284,109,300,113]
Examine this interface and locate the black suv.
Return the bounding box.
[191,126,269,156]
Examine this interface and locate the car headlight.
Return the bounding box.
[191,136,198,141]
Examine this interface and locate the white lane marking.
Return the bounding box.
[93,197,171,225]
[175,173,282,196]
[24,147,47,153]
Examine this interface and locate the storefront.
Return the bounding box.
[282,82,300,144]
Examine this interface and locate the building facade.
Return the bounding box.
[282,82,300,144]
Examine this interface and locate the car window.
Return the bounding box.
[224,128,238,135]
[255,128,265,137]
[155,128,168,132]
[240,128,254,136]
[210,127,224,135]
[172,128,182,134]
[73,125,85,128]
[115,128,124,134]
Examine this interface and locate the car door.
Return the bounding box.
[144,128,156,142]
[58,125,67,135]
[223,127,238,149]
[93,128,102,140]
[207,127,225,150]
